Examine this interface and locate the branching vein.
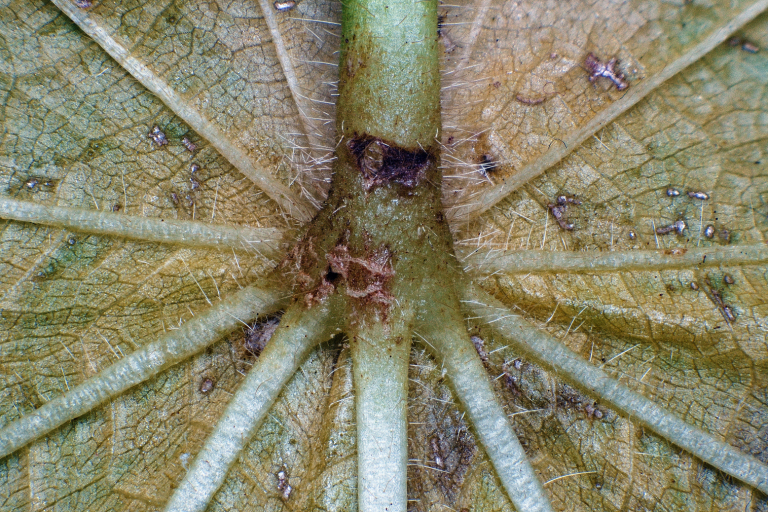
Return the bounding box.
[0,284,283,459]
[465,244,768,274]
[452,0,768,220]
[163,299,339,512]
[463,284,768,494]
[50,0,315,222]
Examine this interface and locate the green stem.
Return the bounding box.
[463,284,768,494]
[350,317,412,512]
[338,0,440,148]
[164,299,341,512]
[0,284,283,459]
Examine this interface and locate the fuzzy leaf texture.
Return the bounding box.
[1,0,768,511]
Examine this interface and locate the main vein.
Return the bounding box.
[465,244,768,274]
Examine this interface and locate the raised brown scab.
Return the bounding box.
[285,231,395,314]
[347,136,430,191]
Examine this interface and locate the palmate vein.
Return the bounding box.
[465,244,768,274]
[0,284,284,459]
[464,284,768,494]
[50,0,316,222]
[0,197,283,256]
[447,0,768,221]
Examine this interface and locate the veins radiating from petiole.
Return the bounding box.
[463,244,768,275]
[163,298,342,512]
[418,298,555,512]
[446,0,768,221]
[0,197,285,256]
[50,0,315,222]
[463,284,768,494]
[0,284,285,460]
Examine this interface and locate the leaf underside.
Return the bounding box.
[1,0,768,511]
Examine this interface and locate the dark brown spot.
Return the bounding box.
[478,154,497,175]
[347,136,430,190]
[548,195,581,231]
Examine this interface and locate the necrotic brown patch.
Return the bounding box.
[347,135,430,190]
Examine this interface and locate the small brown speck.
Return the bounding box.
[277,470,292,500]
[470,335,489,366]
[687,190,709,200]
[516,95,545,105]
[199,377,215,394]
[723,274,735,285]
[656,220,686,236]
[742,41,760,53]
[478,154,497,175]
[690,282,699,291]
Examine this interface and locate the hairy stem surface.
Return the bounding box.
[463,285,768,493]
[351,319,412,512]
[164,299,341,512]
[0,284,283,459]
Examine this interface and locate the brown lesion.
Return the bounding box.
[347,135,431,190]
[280,230,395,316]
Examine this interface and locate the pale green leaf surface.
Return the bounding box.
[1,0,768,510]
